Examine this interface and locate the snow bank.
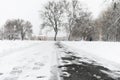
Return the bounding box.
[63,41,120,64]
[62,41,120,72]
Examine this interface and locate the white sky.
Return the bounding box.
[80,0,106,18]
[0,0,107,35]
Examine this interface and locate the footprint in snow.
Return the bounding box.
[3,77,18,80]
[10,67,22,75]
[34,62,44,66]
[0,73,3,75]
[36,76,46,78]
[33,62,44,70]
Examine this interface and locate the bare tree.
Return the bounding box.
[61,0,82,40]
[4,19,33,40]
[17,20,33,40]
[96,1,120,41]
[70,11,93,41]
[4,20,18,40]
[94,19,103,41]
[40,1,63,41]
[60,0,94,41]
[104,0,119,9]
[0,28,4,40]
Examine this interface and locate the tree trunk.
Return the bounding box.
[68,25,72,41]
[54,18,58,41]
[21,33,25,40]
[21,35,24,40]
[68,33,71,41]
[54,31,58,41]
[99,28,103,41]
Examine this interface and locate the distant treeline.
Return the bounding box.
[0,19,33,40]
[40,0,120,41]
[0,0,120,41]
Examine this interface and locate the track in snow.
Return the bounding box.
[0,42,57,80]
[55,42,120,80]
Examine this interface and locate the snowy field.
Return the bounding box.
[0,41,120,80]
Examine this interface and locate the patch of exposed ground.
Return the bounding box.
[55,42,120,80]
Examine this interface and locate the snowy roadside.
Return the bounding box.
[61,41,120,79]
[0,41,58,80]
[62,41,120,65]
[0,41,120,80]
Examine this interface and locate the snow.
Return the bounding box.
[0,41,58,80]
[0,41,120,79]
[62,41,120,78]
[62,41,120,65]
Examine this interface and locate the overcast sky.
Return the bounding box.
[0,0,108,35]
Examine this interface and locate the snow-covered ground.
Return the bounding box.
[0,41,120,80]
[0,41,58,80]
[61,41,120,79]
[62,41,120,65]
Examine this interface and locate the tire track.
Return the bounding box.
[55,42,120,80]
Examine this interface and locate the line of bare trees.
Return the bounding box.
[40,0,120,41]
[0,19,33,40]
[40,0,98,41]
[95,0,120,41]
[40,0,92,41]
[0,0,119,41]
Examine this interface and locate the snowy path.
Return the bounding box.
[56,42,120,80]
[0,41,58,80]
[0,41,120,80]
